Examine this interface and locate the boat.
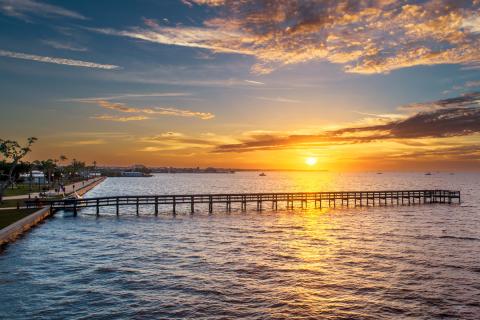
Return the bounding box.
[425,172,432,175]
[259,172,266,176]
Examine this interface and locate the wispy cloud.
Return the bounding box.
[399,92,480,112]
[89,18,251,54]
[257,96,302,103]
[85,100,214,120]
[214,92,480,152]
[90,115,150,122]
[72,139,106,145]
[444,80,480,94]
[42,39,88,52]
[387,145,480,161]
[66,92,191,102]
[0,0,86,21]
[98,1,480,74]
[138,131,228,152]
[244,80,264,85]
[0,49,119,69]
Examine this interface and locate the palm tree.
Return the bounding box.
[40,159,56,187]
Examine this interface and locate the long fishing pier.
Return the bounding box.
[27,190,460,216]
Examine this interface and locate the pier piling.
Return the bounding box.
[39,189,460,216]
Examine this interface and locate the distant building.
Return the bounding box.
[121,171,144,177]
[20,170,46,184]
[88,172,102,178]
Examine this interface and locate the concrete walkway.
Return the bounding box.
[3,177,104,200]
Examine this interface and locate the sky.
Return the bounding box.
[0,0,479,171]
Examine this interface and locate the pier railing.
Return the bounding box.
[25,189,460,216]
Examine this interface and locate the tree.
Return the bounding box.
[0,137,37,202]
[37,159,57,187]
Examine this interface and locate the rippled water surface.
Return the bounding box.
[1,172,480,319]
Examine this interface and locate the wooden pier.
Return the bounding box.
[26,189,461,216]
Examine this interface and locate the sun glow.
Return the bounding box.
[305,157,318,166]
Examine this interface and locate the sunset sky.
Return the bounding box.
[0,0,479,171]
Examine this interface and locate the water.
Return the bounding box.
[1,172,480,319]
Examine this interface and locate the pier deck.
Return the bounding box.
[26,189,461,216]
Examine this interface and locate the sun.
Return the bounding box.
[305,157,318,166]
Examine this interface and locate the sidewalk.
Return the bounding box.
[3,177,104,200]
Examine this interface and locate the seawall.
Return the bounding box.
[0,176,107,248]
[0,207,51,247]
[73,176,107,197]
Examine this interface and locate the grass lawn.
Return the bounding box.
[3,184,48,197]
[4,178,94,197]
[0,199,26,209]
[0,208,38,229]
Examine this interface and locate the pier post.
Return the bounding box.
[136,198,139,216]
[155,196,158,216]
[209,196,213,214]
[173,196,176,215]
[257,195,262,211]
[73,201,77,217]
[96,199,100,217]
[226,196,231,212]
[116,197,119,216]
[191,196,195,214]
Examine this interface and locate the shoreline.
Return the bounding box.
[0,176,107,248]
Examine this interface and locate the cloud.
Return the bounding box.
[72,139,106,145]
[0,49,119,69]
[138,132,222,152]
[65,92,191,102]
[465,81,480,88]
[90,115,150,122]
[257,96,302,103]
[387,145,480,161]
[0,0,86,21]
[244,80,264,85]
[42,40,88,52]
[214,92,480,152]
[89,19,252,54]
[399,92,480,112]
[96,1,480,74]
[84,100,214,120]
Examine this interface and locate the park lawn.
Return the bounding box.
[3,184,47,197]
[4,178,93,197]
[0,199,26,209]
[0,208,38,229]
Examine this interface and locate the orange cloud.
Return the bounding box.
[214,92,480,152]
[82,99,215,120]
[90,114,150,122]
[100,1,480,74]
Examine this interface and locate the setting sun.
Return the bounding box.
[305,157,318,166]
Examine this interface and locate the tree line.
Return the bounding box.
[0,137,98,201]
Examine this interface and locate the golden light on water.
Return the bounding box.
[305,157,318,166]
